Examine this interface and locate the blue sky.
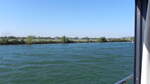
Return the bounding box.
[0,0,134,37]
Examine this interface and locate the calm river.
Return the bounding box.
[0,42,134,84]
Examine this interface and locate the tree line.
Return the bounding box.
[0,36,134,45]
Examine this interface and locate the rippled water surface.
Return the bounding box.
[0,42,134,84]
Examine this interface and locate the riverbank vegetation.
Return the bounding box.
[0,36,134,45]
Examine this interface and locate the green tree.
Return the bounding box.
[82,37,90,42]
[0,37,9,44]
[61,36,70,43]
[128,37,134,42]
[25,36,34,44]
[97,37,107,42]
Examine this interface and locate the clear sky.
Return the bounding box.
[0,0,134,38]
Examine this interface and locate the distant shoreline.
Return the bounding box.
[0,36,134,45]
[0,41,133,45]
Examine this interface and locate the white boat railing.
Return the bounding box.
[114,74,133,84]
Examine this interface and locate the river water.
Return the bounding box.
[0,42,134,84]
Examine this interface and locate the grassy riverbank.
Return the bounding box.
[0,36,134,45]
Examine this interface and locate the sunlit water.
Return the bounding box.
[0,42,134,84]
